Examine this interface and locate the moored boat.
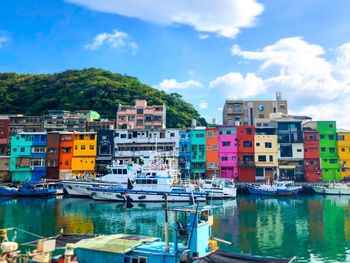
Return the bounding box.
[247,181,302,196]
[312,183,350,195]
[0,183,58,197]
[199,179,237,199]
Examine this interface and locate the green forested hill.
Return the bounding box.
[0,68,206,128]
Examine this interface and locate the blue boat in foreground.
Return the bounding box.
[0,182,61,197]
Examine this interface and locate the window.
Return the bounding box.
[212,145,218,151]
[280,145,293,157]
[265,142,272,148]
[321,147,326,152]
[329,148,335,153]
[338,135,345,141]
[199,145,205,152]
[90,145,94,150]
[207,132,212,138]
[320,135,325,139]
[221,156,228,161]
[170,133,175,137]
[195,133,204,138]
[121,134,126,139]
[222,141,231,147]
[136,109,144,114]
[62,147,71,153]
[297,149,302,152]
[232,156,236,161]
[90,134,95,140]
[214,132,218,137]
[79,135,84,140]
[328,135,334,140]
[243,141,252,148]
[207,145,210,150]
[81,145,86,150]
[329,159,338,164]
[329,123,334,128]
[20,147,25,152]
[342,148,345,152]
[191,145,197,151]
[75,145,78,150]
[48,148,57,153]
[246,128,252,135]
[32,147,46,153]
[258,155,266,162]
[269,155,273,162]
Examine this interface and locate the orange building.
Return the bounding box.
[59,132,74,179]
[206,127,219,178]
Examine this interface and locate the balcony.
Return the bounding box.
[239,161,255,166]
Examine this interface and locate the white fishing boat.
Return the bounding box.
[312,183,350,195]
[89,175,208,202]
[199,179,237,199]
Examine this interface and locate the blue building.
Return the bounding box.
[179,129,191,179]
[31,133,47,181]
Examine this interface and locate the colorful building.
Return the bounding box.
[190,128,206,179]
[59,132,74,179]
[0,117,10,181]
[10,132,46,182]
[317,121,340,181]
[237,126,256,181]
[271,120,304,181]
[72,132,97,177]
[218,126,238,179]
[96,130,115,175]
[254,128,278,181]
[303,130,322,182]
[46,132,60,179]
[179,130,191,179]
[206,127,219,178]
[337,131,350,180]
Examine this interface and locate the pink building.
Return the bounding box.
[116,99,166,129]
[218,126,238,179]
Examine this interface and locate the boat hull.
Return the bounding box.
[205,188,237,199]
[62,181,125,196]
[312,186,350,195]
[246,185,277,195]
[90,188,207,202]
[0,186,57,197]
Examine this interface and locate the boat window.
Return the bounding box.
[141,179,147,184]
[112,169,118,174]
[138,257,147,263]
[152,172,156,176]
[123,169,127,174]
[147,179,152,184]
[118,169,123,174]
[132,258,138,263]
[146,173,150,176]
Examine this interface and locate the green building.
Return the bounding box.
[317,121,340,181]
[190,128,206,179]
[9,133,33,182]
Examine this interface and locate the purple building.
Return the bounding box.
[218,126,238,179]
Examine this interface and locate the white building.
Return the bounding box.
[114,129,180,168]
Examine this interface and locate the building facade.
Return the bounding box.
[46,132,60,180]
[218,126,238,179]
[9,115,44,136]
[0,118,10,181]
[30,133,47,181]
[96,130,115,175]
[44,110,87,132]
[86,120,115,132]
[272,120,304,181]
[190,128,206,179]
[206,127,219,178]
[59,132,74,179]
[237,126,256,181]
[303,130,322,182]
[223,93,288,127]
[116,99,166,129]
[254,128,278,181]
[317,121,340,181]
[72,132,97,177]
[179,130,191,179]
[337,131,350,180]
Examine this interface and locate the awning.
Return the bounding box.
[96,156,112,161]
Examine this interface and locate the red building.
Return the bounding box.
[303,130,322,182]
[237,126,256,181]
[0,118,10,181]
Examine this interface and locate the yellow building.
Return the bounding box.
[254,134,279,181]
[72,132,97,177]
[337,131,350,179]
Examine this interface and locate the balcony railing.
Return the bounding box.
[239,161,255,166]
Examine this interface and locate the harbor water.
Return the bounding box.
[1,195,350,262]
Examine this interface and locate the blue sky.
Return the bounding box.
[1,0,350,127]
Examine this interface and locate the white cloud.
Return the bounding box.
[198,34,209,40]
[209,72,267,98]
[156,79,203,91]
[225,37,350,129]
[0,35,9,48]
[66,0,264,38]
[218,107,223,111]
[84,30,138,53]
[199,101,209,109]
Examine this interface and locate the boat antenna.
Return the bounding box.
[164,194,169,252]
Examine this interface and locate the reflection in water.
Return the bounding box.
[1,196,350,262]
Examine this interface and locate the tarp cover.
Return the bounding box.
[75,234,158,254]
